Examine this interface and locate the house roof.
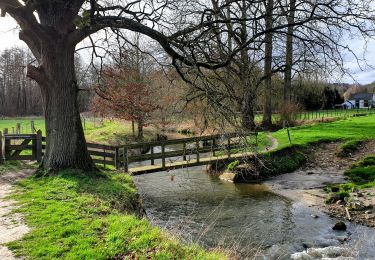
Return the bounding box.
[350,93,374,100]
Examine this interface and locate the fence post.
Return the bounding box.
[114,147,120,170]
[212,138,216,157]
[151,146,155,165]
[36,130,42,163]
[161,143,166,169]
[123,146,129,173]
[31,121,35,134]
[0,131,3,164]
[196,140,200,163]
[183,142,187,161]
[4,128,10,160]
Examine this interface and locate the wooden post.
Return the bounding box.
[4,128,10,160]
[36,130,42,163]
[196,140,200,163]
[16,123,21,134]
[31,121,35,134]
[151,146,155,165]
[182,142,187,161]
[103,148,106,168]
[255,133,259,153]
[123,146,129,172]
[287,128,292,145]
[114,147,120,170]
[161,143,166,169]
[0,131,3,164]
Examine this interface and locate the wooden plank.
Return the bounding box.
[129,151,256,175]
[5,134,36,139]
[8,145,33,150]
[88,150,115,158]
[121,132,257,149]
[36,130,42,163]
[8,155,35,161]
[11,138,31,158]
[92,159,116,166]
[87,143,116,150]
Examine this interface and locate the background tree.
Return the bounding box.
[93,67,157,140]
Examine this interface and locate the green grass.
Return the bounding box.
[325,155,375,203]
[272,114,375,149]
[7,170,226,260]
[0,118,156,145]
[0,118,45,134]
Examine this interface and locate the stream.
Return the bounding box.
[133,166,375,259]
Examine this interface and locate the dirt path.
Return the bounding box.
[0,170,34,260]
[263,133,279,152]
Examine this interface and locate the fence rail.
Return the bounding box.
[0,128,258,174]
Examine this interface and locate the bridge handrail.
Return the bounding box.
[116,131,257,149]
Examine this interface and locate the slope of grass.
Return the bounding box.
[7,170,226,260]
[272,115,375,149]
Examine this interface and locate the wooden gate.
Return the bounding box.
[1,129,43,163]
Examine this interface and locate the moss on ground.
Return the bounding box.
[7,170,226,260]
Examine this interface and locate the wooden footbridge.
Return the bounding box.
[0,129,258,175]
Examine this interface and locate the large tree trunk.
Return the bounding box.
[37,45,94,171]
[262,0,274,128]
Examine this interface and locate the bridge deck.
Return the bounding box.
[129,151,254,175]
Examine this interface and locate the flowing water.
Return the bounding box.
[132,166,375,259]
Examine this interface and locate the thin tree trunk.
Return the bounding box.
[132,120,135,137]
[39,46,94,171]
[137,119,144,140]
[284,0,296,103]
[262,0,274,128]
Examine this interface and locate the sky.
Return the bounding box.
[1,16,375,85]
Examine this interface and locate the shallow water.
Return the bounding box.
[133,166,375,259]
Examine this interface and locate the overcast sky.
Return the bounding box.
[1,16,375,85]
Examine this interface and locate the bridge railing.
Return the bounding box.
[1,129,258,173]
[116,132,258,172]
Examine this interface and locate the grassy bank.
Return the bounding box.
[272,114,375,149]
[6,170,226,260]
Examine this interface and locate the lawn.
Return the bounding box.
[7,170,227,260]
[272,114,375,149]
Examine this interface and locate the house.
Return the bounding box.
[344,93,375,109]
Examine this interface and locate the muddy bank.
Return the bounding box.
[265,141,375,228]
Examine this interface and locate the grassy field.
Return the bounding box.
[272,114,375,149]
[7,170,227,260]
[0,118,157,145]
[254,108,375,124]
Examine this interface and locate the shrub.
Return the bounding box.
[227,160,240,171]
[278,102,303,127]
